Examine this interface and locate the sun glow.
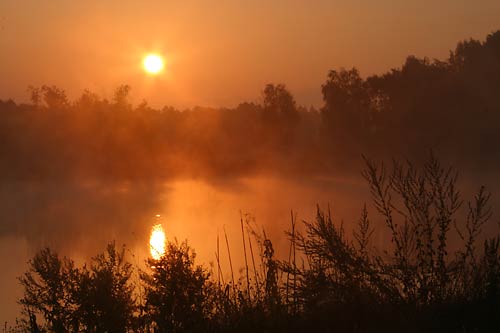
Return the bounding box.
[149,224,166,260]
[143,54,164,74]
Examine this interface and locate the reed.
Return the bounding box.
[240,212,251,299]
[224,225,235,292]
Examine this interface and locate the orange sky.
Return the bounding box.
[1,0,499,108]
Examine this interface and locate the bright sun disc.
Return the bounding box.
[143,54,164,74]
[150,224,166,259]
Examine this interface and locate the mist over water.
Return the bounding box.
[0,173,368,323]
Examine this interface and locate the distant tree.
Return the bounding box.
[261,84,299,149]
[262,83,298,122]
[485,30,500,58]
[74,89,102,110]
[321,68,371,132]
[141,240,210,332]
[27,86,41,107]
[320,68,372,159]
[40,85,69,110]
[450,38,484,71]
[113,84,132,110]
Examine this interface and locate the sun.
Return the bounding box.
[143,54,164,75]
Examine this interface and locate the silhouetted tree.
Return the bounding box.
[74,89,103,110]
[261,83,299,149]
[141,240,210,332]
[19,244,136,333]
[19,248,77,333]
[40,85,69,110]
[76,242,136,333]
[321,68,370,131]
[113,84,132,110]
[262,83,298,121]
[27,86,41,108]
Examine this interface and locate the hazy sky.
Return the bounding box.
[1,0,499,108]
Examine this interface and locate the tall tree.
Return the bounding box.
[321,68,370,131]
[262,83,298,122]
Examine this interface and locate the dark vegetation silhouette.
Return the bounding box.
[19,243,135,333]
[140,241,210,332]
[14,155,500,332]
[1,31,500,181]
[3,30,500,331]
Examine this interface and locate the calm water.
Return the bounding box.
[2,173,497,324]
[0,175,367,324]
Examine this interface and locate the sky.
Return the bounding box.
[1,0,499,108]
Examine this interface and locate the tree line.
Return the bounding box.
[12,155,500,332]
[1,31,500,180]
